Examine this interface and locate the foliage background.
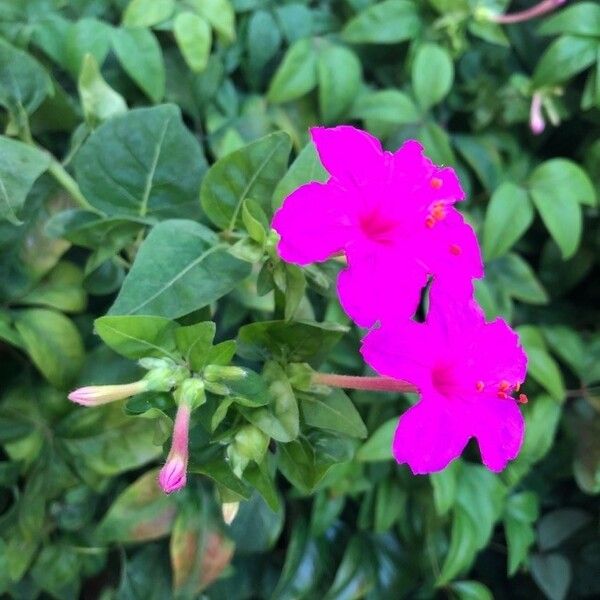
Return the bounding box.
[0,0,599,598]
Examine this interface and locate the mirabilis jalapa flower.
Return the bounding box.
[272,126,483,327]
[361,289,528,474]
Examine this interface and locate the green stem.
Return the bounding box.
[47,159,99,214]
[312,372,416,393]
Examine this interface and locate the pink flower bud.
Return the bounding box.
[159,402,191,494]
[530,92,546,135]
[67,380,148,406]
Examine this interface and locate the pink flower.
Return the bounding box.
[272,126,483,327]
[360,291,528,473]
[159,401,191,493]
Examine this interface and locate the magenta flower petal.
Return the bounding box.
[272,181,354,265]
[470,396,525,472]
[392,394,471,474]
[310,126,388,184]
[361,298,528,473]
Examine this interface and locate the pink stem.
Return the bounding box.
[491,0,567,24]
[170,402,191,455]
[312,372,416,393]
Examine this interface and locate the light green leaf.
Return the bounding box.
[78,54,127,126]
[483,183,534,260]
[109,220,251,318]
[450,581,494,600]
[174,12,212,74]
[504,492,539,575]
[14,309,84,387]
[356,418,396,462]
[533,35,598,86]
[187,0,236,44]
[317,44,362,124]
[267,39,318,103]
[342,0,421,44]
[94,315,179,360]
[200,131,292,230]
[412,43,454,110]
[350,89,420,124]
[538,2,600,38]
[111,27,165,102]
[74,104,207,218]
[0,136,51,224]
[174,322,216,370]
[123,0,175,28]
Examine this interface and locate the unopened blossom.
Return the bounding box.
[530,92,545,135]
[272,126,482,327]
[361,290,528,473]
[159,400,192,493]
[68,380,148,406]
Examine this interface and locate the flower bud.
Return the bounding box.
[286,363,314,391]
[203,365,248,382]
[529,92,545,135]
[221,502,240,525]
[204,380,230,395]
[226,424,269,478]
[68,380,148,406]
[174,378,206,409]
[144,365,188,392]
[159,401,192,494]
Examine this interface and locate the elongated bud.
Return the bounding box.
[174,378,206,409]
[222,502,240,525]
[159,401,192,494]
[203,365,248,382]
[226,424,269,478]
[68,380,148,406]
[530,92,545,135]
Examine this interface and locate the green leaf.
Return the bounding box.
[350,89,420,124]
[267,38,318,103]
[300,389,367,439]
[78,53,127,126]
[538,2,600,38]
[20,261,87,312]
[237,320,347,365]
[437,508,479,585]
[317,44,362,124]
[278,438,335,494]
[272,141,327,210]
[240,362,299,442]
[522,345,565,402]
[483,183,533,260]
[504,492,539,575]
[487,253,548,305]
[188,0,236,44]
[109,220,251,318]
[0,136,51,224]
[175,321,216,370]
[111,27,165,102]
[31,544,80,600]
[533,35,598,86]
[430,460,460,516]
[530,553,572,600]
[201,131,292,230]
[122,0,175,28]
[0,37,53,118]
[174,12,212,73]
[412,43,454,110]
[342,0,421,44]
[542,325,586,378]
[74,104,207,219]
[247,10,282,78]
[450,581,494,600]
[228,491,284,554]
[14,309,84,387]
[537,509,591,552]
[356,418,396,462]
[95,469,177,543]
[94,315,179,360]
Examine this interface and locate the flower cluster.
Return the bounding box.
[273,126,528,473]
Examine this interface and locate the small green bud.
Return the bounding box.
[173,378,206,409]
[204,365,248,382]
[143,365,188,392]
[138,357,175,371]
[226,424,269,478]
[204,381,230,395]
[286,363,314,392]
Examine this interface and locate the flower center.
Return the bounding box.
[359,211,398,244]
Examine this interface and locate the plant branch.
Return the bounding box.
[312,372,416,393]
